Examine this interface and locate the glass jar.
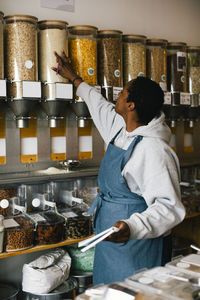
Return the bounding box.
[68,25,98,86]
[123,34,146,85]
[38,20,68,84]
[0,12,4,79]
[167,42,187,93]
[98,30,122,88]
[146,39,167,91]
[4,14,38,98]
[187,46,200,94]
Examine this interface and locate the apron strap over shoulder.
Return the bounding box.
[121,135,143,170]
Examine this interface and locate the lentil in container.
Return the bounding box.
[123,34,146,85]
[0,11,4,79]
[167,42,187,93]
[146,39,168,91]
[68,25,97,86]
[187,46,200,94]
[4,15,38,99]
[98,30,122,88]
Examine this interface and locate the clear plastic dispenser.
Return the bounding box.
[146,38,167,91]
[123,34,146,85]
[4,15,41,128]
[186,46,200,127]
[68,25,98,127]
[166,42,187,127]
[38,20,73,128]
[0,11,6,101]
[98,30,123,102]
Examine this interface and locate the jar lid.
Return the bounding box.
[187,45,200,51]
[147,38,168,44]
[123,34,146,41]
[68,25,98,35]
[4,14,38,23]
[167,42,187,47]
[98,29,122,36]
[38,20,68,30]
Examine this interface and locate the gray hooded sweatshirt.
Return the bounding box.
[77,82,185,239]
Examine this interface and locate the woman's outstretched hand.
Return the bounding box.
[104,221,130,243]
[51,51,82,87]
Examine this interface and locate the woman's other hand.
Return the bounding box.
[51,51,82,87]
[105,221,130,243]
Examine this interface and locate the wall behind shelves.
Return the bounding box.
[0,0,200,45]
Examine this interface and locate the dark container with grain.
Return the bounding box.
[97,30,123,102]
[4,215,34,252]
[167,42,187,93]
[123,34,146,85]
[31,210,65,245]
[58,204,93,239]
[187,46,200,95]
[146,38,168,91]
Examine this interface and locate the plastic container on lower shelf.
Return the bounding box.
[125,266,200,300]
[166,254,200,277]
[58,204,93,239]
[28,210,65,245]
[4,215,34,252]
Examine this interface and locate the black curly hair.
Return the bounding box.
[127,77,164,124]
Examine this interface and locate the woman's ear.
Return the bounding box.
[127,102,135,111]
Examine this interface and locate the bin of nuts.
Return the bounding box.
[0,188,17,217]
[58,204,93,239]
[29,210,65,245]
[4,214,34,252]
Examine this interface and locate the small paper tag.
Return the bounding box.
[3,218,20,228]
[62,212,78,218]
[30,213,46,222]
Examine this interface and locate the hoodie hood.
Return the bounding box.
[124,112,171,143]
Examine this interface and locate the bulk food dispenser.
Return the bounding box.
[122,34,146,85]
[166,42,187,128]
[186,46,200,128]
[38,20,73,128]
[146,38,168,92]
[68,25,98,160]
[98,30,123,102]
[4,15,41,128]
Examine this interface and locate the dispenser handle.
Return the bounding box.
[71,196,83,204]
[13,204,26,213]
[44,199,56,208]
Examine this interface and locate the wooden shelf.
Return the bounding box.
[185,213,200,219]
[0,236,91,259]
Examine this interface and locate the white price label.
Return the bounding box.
[30,213,46,222]
[180,93,190,105]
[62,212,78,218]
[113,87,123,102]
[22,81,41,98]
[3,218,20,228]
[164,92,171,105]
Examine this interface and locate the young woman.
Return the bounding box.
[52,52,185,285]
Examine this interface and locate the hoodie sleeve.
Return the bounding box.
[123,142,186,239]
[76,82,124,144]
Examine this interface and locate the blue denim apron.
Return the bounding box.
[88,129,163,285]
